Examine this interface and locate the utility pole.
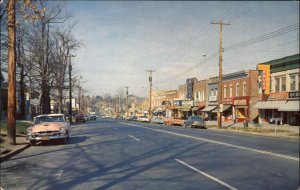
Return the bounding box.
[147,69,155,118]
[125,86,129,117]
[211,20,230,129]
[68,55,75,122]
[7,0,16,144]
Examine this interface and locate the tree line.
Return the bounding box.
[1,0,81,119]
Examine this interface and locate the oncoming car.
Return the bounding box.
[26,114,70,145]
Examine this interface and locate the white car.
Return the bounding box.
[137,116,150,122]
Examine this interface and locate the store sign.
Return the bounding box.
[182,100,194,107]
[209,96,217,102]
[186,78,194,100]
[289,91,300,99]
[222,98,232,104]
[268,92,288,100]
[233,99,247,106]
[257,64,270,95]
[173,100,182,106]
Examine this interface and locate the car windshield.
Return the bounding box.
[35,116,65,124]
[189,116,203,121]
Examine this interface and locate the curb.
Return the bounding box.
[0,143,30,163]
[207,127,299,141]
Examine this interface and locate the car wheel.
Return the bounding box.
[30,140,36,146]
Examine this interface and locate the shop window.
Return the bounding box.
[275,78,280,92]
[236,83,239,96]
[290,75,296,91]
[281,77,286,92]
[243,82,247,96]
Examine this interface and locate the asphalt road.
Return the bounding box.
[1,119,299,190]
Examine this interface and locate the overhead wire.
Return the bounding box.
[223,24,299,52]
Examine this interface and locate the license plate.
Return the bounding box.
[42,136,49,140]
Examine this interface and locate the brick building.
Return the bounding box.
[221,70,259,122]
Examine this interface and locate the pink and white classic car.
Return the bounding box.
[26,114,70,145]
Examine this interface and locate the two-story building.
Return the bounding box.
[201,76,218,120]
[192,79,208,116]
[254,54,300,125]
[221,70,259,122]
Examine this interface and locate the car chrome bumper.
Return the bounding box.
[27,135,68,141]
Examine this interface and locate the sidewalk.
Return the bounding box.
[206,120,299,139]
[0,131,30,163]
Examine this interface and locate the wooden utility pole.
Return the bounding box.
[211,20,230,129]
[68,55,75,121]
[147,69,155,117]
[7,0,16,144]
[124,86,129,117]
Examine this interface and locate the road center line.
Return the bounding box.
[53,170,64,180]
[121,122,299,161]
[128,135,140,141]
[175,159,238,190]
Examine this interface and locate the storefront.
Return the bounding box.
[233,97,249,122]
[254,100,286,124]
[201,105,217,120]
[212,104,232,122]
[278,92,300,125]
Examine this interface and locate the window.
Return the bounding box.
[229,85,233,98]
[290,75,296,91]
[236,83,239,97]
[224,86,227,98]
[215,88,218,96]
[211,89,214,96]
[281,77,286,92]
[202,91,205,101]
[195,92,199,100]
[275,78,280,92]
[243,82,247,96]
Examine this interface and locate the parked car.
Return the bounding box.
[183,116,206,129]
[89,112,97,120]
[26,114,70,145]
[75,113,86,123]
[151,116,164,124]
[126,116,138,121]
[137,116,150,122]
[164,117,185,126]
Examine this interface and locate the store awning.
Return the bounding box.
[178,107,191,112]
[191,105,205,111]
[201,106,217,112]
[253,101,286,109]
[278,100,300,111]
[212,105,232,113]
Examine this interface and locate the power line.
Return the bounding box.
[224,24,299,52]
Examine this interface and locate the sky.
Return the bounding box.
[65,1,299,97]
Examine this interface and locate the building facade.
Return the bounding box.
[255,54,300,125]
[221,70,259,122]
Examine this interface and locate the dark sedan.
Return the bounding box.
[183,116,206,129]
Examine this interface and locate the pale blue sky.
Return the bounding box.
[65,1,299,97]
